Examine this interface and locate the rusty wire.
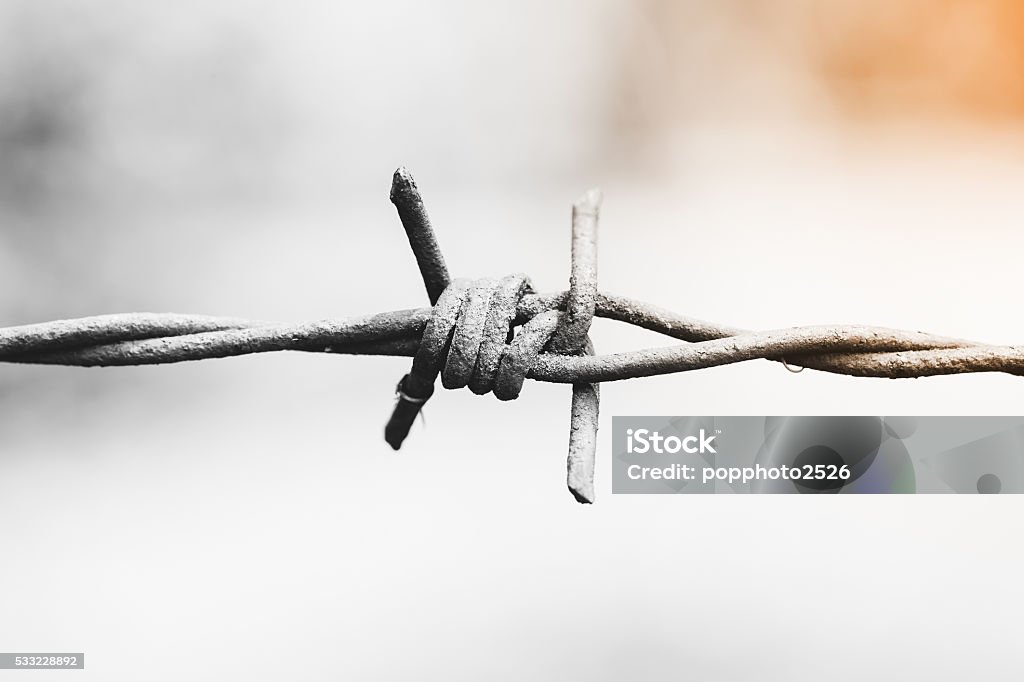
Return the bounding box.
[1,168,1021,503]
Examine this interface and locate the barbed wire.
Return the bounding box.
[2,168,1020,503]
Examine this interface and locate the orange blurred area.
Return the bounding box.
[616,0,1024,131]
[809,0,1024,120]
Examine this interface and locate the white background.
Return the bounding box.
[1,2,1022,680]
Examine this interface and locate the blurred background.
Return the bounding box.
[1,1,1023,680]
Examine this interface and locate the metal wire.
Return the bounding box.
[1,169,1020,503]
[2,301,1009,379]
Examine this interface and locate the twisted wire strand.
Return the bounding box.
[1,299,1007,381]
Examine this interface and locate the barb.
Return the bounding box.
[384,167,459,449]
[390,167,451,305]
[553,189,602,504]
[1,170,1019,503]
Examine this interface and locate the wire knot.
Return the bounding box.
[438,274,538,399]
[384,169,602,502]
[386,274,573,446]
